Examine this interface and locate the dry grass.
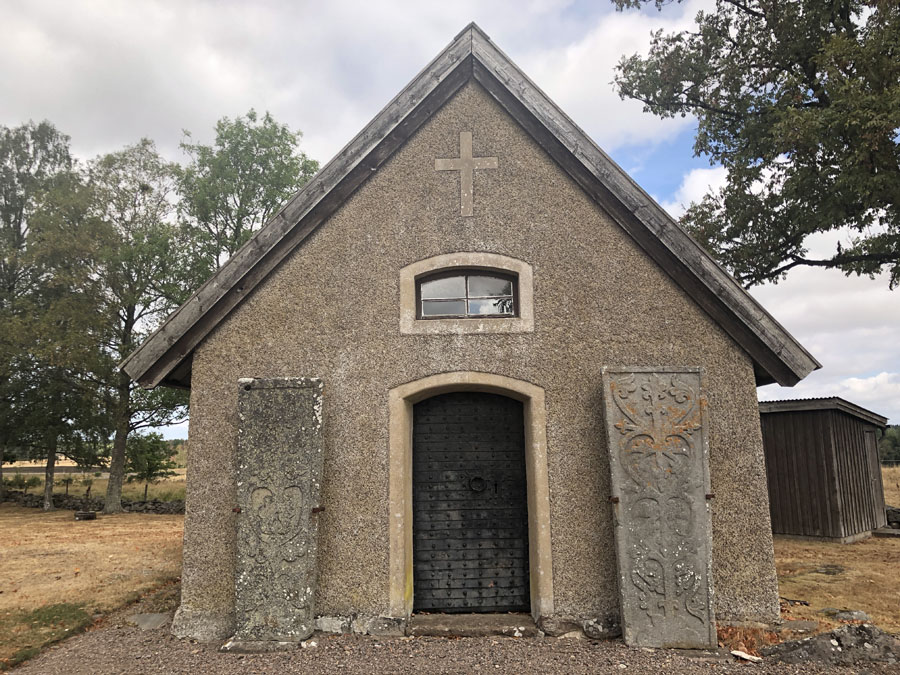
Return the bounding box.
[4,468,186,502]
[774,534,900,634]
[0,504,183,669]
[883,465,900,507]
[0,468,896,667]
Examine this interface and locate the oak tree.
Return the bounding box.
[613,0,900,287]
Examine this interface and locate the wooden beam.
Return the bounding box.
[470,28,819,386]
[122,22,820,391]
[122,34,474,388]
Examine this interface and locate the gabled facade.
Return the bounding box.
[125,25,819,642]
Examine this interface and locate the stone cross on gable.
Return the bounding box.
[435,131,498,217]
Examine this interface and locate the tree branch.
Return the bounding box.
[760,251,896,282]
[721,0,765,20]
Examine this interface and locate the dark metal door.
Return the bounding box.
[413,392,530,613]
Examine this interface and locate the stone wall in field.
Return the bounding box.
[1,490,184,514]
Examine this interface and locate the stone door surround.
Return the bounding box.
[388,371,553,620]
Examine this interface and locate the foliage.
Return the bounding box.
[125,432,177,500]
[23,476,40,495]
[880,425,900,462]
[85,139,190,512]
[1,123,72,454]
[178,109,318,276]
[613,0,900,287]
[166,438,187,467]
[1,112,316,508]
[0,121,72,313]
[57,476,74,495]
[0,122,109,501]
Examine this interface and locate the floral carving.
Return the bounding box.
[605,369,715,648]
[234,378,324,642]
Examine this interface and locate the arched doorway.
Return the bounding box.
[387,371,553,619]
[412,392,530,613]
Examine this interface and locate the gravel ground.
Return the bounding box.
[11,590,898,675]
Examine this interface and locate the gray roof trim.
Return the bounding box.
[121,33,475,388]
[760,397,889,428]
[122,22,820,389]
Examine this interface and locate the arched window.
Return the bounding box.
[399,253,533,334]
[417,270,517,319]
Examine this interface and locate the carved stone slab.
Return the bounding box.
[601,367,716,648]
[235,377,324,642]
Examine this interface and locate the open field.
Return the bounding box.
[0,505,183,670]
[3,468,186,502]
[774,534,900,634]
[770,466,900,635]
[883,465,900,507]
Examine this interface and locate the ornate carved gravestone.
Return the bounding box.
[234,377,324,643]
[601,367,716,648]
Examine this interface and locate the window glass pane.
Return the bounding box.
[468,298,514,316]
[420,275,465,299]
[468,275,512,297]
[422,299,467,316]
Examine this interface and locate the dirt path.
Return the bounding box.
[10,589,897,675]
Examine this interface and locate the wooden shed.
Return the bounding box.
[760,397,888,543]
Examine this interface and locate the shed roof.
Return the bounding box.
[122,23,820,390]
[759,397,888,428]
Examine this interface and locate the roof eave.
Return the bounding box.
[122,22,819,391]
[468,27,819,386]
[121,28,478,388]
[760,397,889,427]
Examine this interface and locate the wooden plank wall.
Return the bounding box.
[867,430,888,529]
[830,411,885,537]
[761,411,841,538]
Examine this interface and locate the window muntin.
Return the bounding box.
[418,271,517,319]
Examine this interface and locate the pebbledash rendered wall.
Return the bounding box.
[173,82,779,641]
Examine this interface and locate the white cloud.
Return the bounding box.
[659,166,728,217]
[4,1,896,428]
[157,419,189,441]
[842,372,900,402]
[758,371,900,425]
[0,0,709,164]
[524,0,715,153]
[658,164,900,425]
[753,267,900,423]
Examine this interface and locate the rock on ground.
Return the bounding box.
[762,624,899,667]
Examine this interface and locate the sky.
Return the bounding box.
[2,0,897,437]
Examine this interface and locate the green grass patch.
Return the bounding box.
[0,603,94,671]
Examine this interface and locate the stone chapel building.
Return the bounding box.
[124,24,819,646]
